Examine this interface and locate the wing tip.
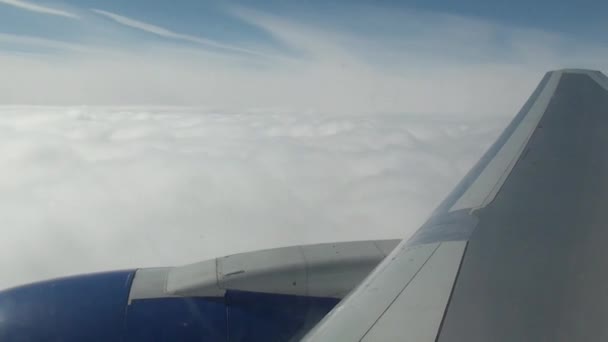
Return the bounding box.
[549,68,603,75]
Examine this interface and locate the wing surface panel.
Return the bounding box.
[438,71,608,341]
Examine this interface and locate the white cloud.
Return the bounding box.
[0,106,506,289]
[91,8,265,56]
[0,0,77,18]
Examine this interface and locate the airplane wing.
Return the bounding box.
[304,69,608,341]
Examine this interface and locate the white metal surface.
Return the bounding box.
[361,242,466,341]
[302,243,441,341]
[303,241,388,298]
[128,239,399,301]
[450,71,562,212]
[374,240,402,256]
[128,267,174,303]
[218,245,308,295]
[166,259,223,297]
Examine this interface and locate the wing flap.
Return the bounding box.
[361,242,466,341]
[303,243,439,340]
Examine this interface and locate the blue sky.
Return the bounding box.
[0,0,607,112]
[2,0,606,44]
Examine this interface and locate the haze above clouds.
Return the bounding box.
[0,1,605,288]
[3,3,607,115]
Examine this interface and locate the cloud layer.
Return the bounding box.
[0,106,506,289]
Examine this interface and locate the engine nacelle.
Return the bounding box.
[0,239,398,341]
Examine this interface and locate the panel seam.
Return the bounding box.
[358,243,442,341]
[433,242,469,342]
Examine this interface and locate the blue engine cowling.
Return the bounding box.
[0,270,340,341]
